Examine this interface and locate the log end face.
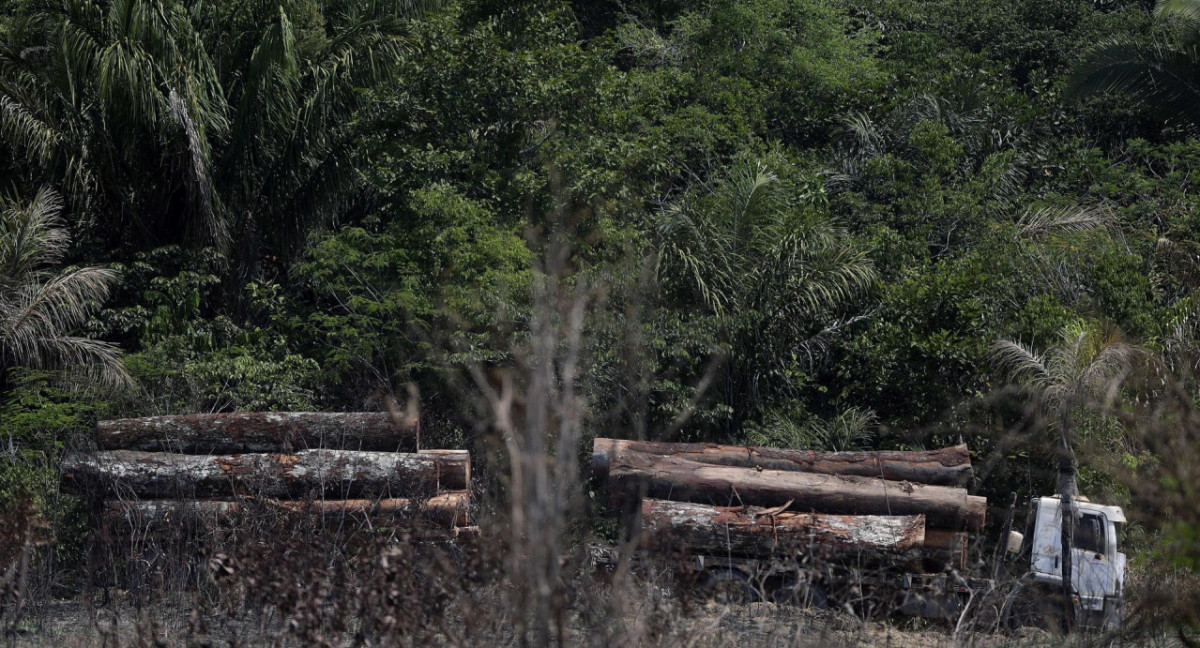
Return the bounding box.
[591,449,611,480]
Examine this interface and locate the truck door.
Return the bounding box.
[1071,512,1116,610]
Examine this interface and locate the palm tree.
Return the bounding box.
[0,187,130,390]
[0,0,435,280]
[1069,0,1200,126]
[655,160,877,434]
[991,323,1141,632]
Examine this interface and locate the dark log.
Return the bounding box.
[924,528,968,552]
[96,412,416,453]
[274,492,470,525]
[608,453,986,531]
[102,491,471,527]
[640,499,925,559]
[921,528,968,572]
[62,449,469,498]
[593,438,973,486]
[413,526,480,544]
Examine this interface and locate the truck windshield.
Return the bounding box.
[1074,513,1106,554]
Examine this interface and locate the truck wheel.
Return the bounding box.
[700,568,758,604]
[771,578,827,609]
[1002,587,1068,635]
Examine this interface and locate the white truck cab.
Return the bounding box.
[1024,496,1127,630]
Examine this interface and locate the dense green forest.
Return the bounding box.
[2,0,1200,609]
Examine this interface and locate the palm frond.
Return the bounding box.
[0,187,69,282]
[723,162,780,240]
[1016,204,1115,238]
[805,406,879,452]
[746,406,878,452]
[28,334,133,391]
[1069,39,1200,126]
[1157,0,1200,26]
[765,228,876,316]
[3,267,118,348]
[1071,325,1143,403]
[96,38,166,129]
[837,111,884,159]
[231,6,301,174]
[0,89,63,169]
[991,339,1053,391]
[0,187,128,391]
[654,203,734,313]
[168,86,227,248]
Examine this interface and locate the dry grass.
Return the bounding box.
[0,510,1186,648]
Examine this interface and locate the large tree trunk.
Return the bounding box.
[62,449,469,499]
[640,499,925,559]
[592,439,973,486]
[102,491,471,527]
[96,412,417,454]
[607,453,986,531]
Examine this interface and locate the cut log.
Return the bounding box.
[96,412,416,453]
[640,499,925,559]
[62,449,469,498]
[924,528,968,552]
[593,439,973,486]
[102,491,471,527]
[921,528,968,572]
[608,453,986,531]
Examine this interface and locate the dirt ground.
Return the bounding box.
[604,600,1061,648]
[7,596,1063,648]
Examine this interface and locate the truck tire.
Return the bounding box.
[700,568,758,604]
[1001,582,1068,635]
[771,578,828,609]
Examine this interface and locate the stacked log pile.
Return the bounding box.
[61,412,473,538]
[592,438,985,572]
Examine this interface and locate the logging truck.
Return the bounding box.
[590,439,1127,632]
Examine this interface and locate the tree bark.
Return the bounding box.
[592,438,973,486]
[640,499,925,559]
[96,412,417,454]
[608,453,986,531]
[102,491,470,527]
[62,449,469,498]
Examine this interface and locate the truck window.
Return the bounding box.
[1074,513,1105,554]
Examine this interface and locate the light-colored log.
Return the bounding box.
[640,499,925,558]
[593,439,973,486]
[62,449,469,498]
